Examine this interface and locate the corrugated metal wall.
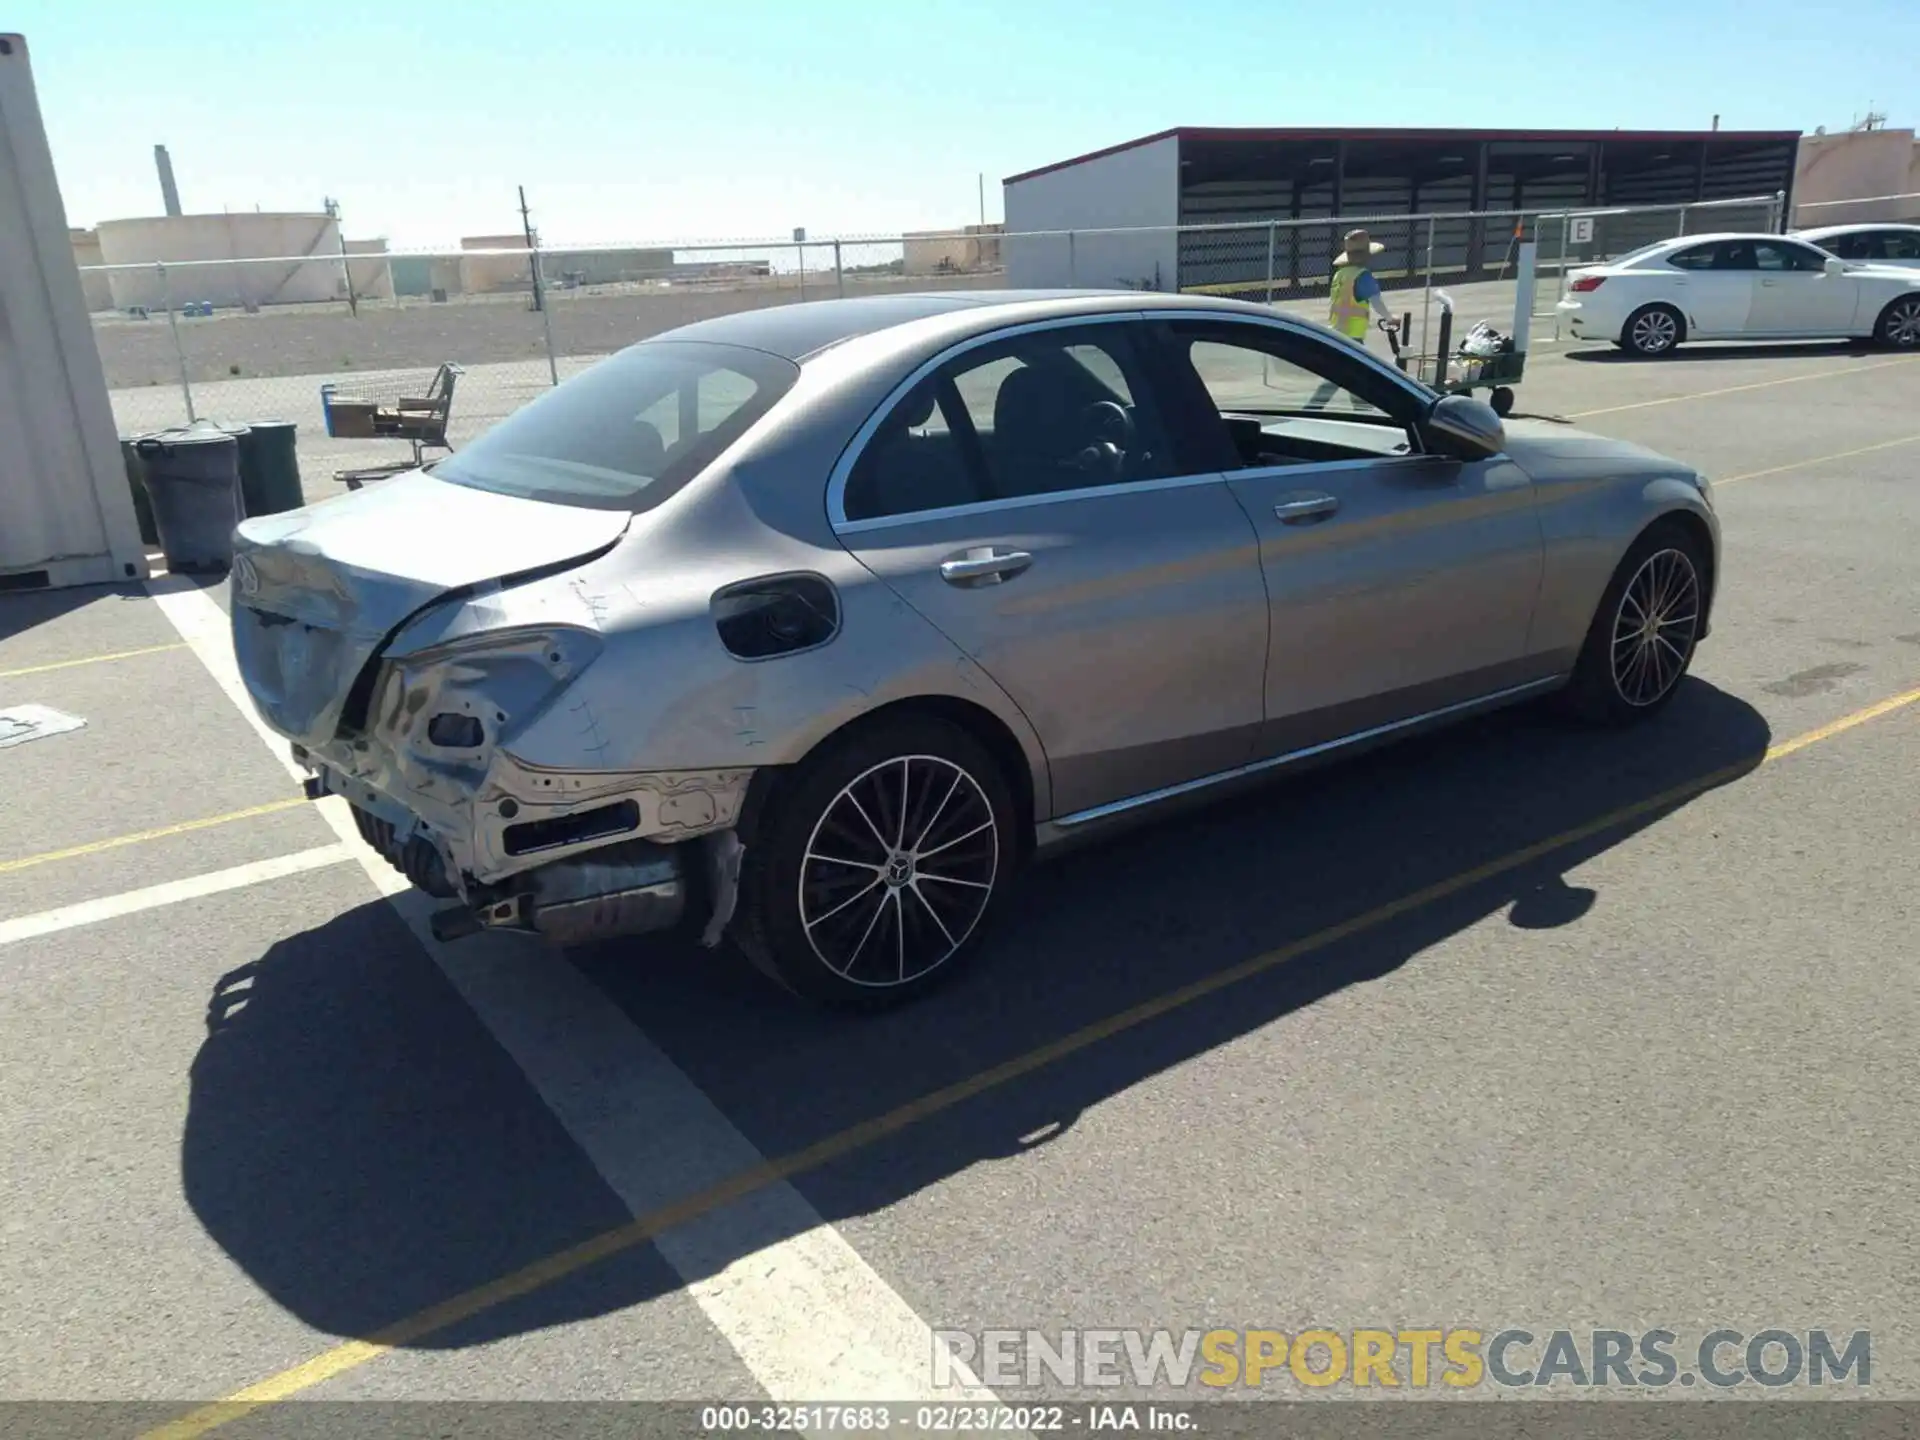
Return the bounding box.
[1171,135,1796,298]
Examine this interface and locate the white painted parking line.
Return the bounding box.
[145,580,308,787]
[0,845,354,948]
[145,575,1003,1409]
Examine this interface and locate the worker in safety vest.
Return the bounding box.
[1328,227,1399,350]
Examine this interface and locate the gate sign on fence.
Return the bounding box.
[1569,215,1596,245]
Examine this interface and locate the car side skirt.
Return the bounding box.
[1030,671,1569,856]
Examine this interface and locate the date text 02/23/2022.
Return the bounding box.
[697,1405,1198,1432]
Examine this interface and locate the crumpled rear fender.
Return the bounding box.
[303,528,1051,889]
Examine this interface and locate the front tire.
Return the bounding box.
[1873,294,1920,349]
[1560,519,1708,725]
[732,716,1017,1011]
[1620,303,1684,357]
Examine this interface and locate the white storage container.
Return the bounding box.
[0,31,149,591]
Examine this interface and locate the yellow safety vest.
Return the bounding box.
[1329,264,1373,340]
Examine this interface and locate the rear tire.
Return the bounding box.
[731,716,1018,1011]
[1620,303,1684,357]
[1873,294,1920,349]
[1559,518,1708,726]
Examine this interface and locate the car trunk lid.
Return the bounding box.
[230,470,630,746]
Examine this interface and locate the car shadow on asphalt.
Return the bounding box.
[1564,341,1872,364]
[179,679,1771,1350]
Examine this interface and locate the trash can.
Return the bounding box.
[232,420,305,516]
[134,423,243,573]
[118,436,161,547]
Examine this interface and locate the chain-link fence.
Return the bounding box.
[1008,193,1789,372]
[81,194,1800,503]
[84,233,1007,502]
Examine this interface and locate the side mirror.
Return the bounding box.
[1824,256,1846,277]
[1425,393,1506,460]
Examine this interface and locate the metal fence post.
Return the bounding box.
[1547,211,1569,319]
[1264,222,1276,306]
[337,230,359,318]
[834,239,844,298]
[159,263,195,423]
[797,243,806,301]
[1677,204,1690,236]
[1420,215,1435,373]
[1771,189,1787,232]
[533,241,559,386]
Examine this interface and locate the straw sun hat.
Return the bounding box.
[1335,227,1387,265]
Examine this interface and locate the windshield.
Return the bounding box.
[433,340,799,511]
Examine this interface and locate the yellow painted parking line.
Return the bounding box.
[0,799,307,876]
[138,679,1920,1440]
[1714,433,1920,489]
[1569,354,1920,419]
[0,642,188,681]
[1767,683,1920,759]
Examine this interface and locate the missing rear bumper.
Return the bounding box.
[449,837,688,947]
[427,829,746,951]
[303,754,751,949]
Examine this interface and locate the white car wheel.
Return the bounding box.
[1875,295,1920,349]
[1621,305,1683,357]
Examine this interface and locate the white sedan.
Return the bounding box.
[1793,222,1920,267]
[1554,232,1920,356]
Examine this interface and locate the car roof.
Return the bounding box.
[1654,231,1822,247]
[638,289,1283,361]
[1607,232,1836,264]
[1796,221,1920,237]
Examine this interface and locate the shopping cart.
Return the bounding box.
[1427,295,1524,416]
[1441,347,1524,416]
[320,362,464,489]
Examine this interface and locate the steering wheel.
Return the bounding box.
[1070,400,1137,480]
[1083,399,1135,446]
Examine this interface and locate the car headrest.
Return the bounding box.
[896,383,938,431]
[630,418,667,474]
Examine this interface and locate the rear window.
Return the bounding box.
[1610,242,1675,268]
[432,340,798,511]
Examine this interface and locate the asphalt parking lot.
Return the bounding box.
[3,332,1918,1438]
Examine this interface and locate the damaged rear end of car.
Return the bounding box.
[228,336,805,950]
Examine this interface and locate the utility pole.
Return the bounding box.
[978,172,985,227]
[519,184,544,313]
[325,196,359,317]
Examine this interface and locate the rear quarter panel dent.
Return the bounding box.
[498,567,1053,817]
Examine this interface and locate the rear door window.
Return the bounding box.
[1881,231,1920,261]
[1754,241,1827,272]
[1821,232,1877,260]
[842,324,1177,522]
[1666,244,1722,271]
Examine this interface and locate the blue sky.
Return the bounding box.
[10,0,1916,248]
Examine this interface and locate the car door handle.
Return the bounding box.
[1273,494,1340,524]
[939,548,1032,585]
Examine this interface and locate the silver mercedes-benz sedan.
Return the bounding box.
[229,290,1720,1010]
